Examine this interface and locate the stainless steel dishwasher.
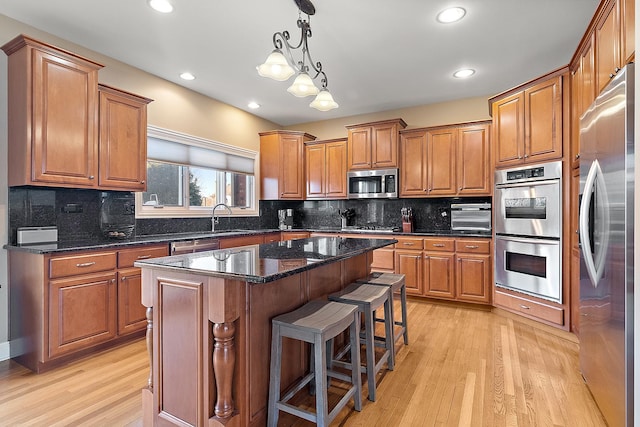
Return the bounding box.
[170,238,221,255]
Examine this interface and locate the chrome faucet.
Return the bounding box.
[212,203,232,232]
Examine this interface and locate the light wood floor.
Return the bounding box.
[0,299,606,426]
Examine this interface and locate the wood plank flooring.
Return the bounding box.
[0,299,606,426]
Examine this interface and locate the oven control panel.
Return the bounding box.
[506,166,545,181]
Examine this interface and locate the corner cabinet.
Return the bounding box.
[260,130,316,200]
[1,35,153,192]
[491,72,564,168]
[2,34,103,188]
[399,121,491,197]
[346,118,407,170]
[305,138,347,200]
[98,84,152,191]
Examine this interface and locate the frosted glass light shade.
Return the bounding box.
[286,72,319,97]
[309,89,338,111]
[256,50,295,81]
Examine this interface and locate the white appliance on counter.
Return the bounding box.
[578,63,634,427]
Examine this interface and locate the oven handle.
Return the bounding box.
[494,235,559,245]
[495,178,560,189]
[579,160,609,288]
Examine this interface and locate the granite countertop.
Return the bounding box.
[3,229,280,254]
[4,227,491,254]
[134,236,397,283]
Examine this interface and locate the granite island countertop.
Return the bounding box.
[134,236,396,283]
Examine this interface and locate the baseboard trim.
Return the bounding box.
[0,341,10,362]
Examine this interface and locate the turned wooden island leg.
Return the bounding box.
[213,322,236,418]
[146,307,153,389]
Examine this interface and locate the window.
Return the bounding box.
[136,126,258,218]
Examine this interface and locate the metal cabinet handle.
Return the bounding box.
[523,154,529,158]
[575,153,580,160]
[519,304,530,310]
[459,187,462,191]
[432,243,445,247]
[137,255,152,259]
[76,262,96,267]
[89,175,95,180]
[402,242,415,246]
[465,245,479,249]
[610,73,615,78]
[121,276,127,281]
[141,180,146,184]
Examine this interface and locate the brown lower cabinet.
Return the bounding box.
[10,243,168,372]
[315,233,492,305]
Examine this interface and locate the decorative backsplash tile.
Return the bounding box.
[8,187,490,244]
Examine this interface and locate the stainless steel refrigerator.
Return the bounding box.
[579,63,634,427]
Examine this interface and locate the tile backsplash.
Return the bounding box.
[8,187,490,244]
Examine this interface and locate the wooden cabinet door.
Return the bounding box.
[493,92,524,167]
[456,254,491,304]
[31,47,100,187]
[371,248,395,272]
[371,123,398,168]
[395,250,423,296]
[571,35,595,170]
[98,85,151,191]
[399,131,428,197]
[325,140,347,198]
[524,75,563,163]
[621,0,634,64]
[117,268,146,335]
[423,252,455,299]
[49,272,117,358]
[305,143,326,199]
[427,128,456,195]
[596,0,621,93]
[347,126,372,170]
[570,246,581,334]
[219,235,265,248]
[280,134,305,199]
[457,124,491,195]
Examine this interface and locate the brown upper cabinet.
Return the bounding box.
[259,130,316,200]
[346,118,406,170]
[491,72,564,168]
[98,84,152,191]
[570,0,634,170]
[399,121,491,197]
[1,35,152,191]
[305,138,348,200]
[2,35,103,188]
[595,0,634,93]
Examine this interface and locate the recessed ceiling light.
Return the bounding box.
[453,68,475,78]
[248,102,261,109]
[437,7,466,23]
[148,0,173,13]
[180,72,195,81]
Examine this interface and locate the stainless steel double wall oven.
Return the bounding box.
[494,161,563,303]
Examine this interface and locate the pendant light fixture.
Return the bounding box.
[256,0,338,111]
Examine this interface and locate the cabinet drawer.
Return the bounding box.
[118,245,169,268]
[49,252,117,279]
[423,238,454,252]
[494,289,564,326]
[455,239,491,254]
[395,237,424,250]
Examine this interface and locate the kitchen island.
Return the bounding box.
[134,236,396,427]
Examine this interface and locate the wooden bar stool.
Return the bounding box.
[356,272,409,346]
[328,282,394,402]
[267,300,362,427]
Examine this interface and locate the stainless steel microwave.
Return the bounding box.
[347,168,398,199]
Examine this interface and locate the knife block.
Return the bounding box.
[402,221,414,233]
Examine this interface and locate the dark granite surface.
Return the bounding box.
[4,227,490,254]
[134,236,396,283]
[4,230,280,254]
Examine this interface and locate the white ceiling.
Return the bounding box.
[0,0,600,126]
